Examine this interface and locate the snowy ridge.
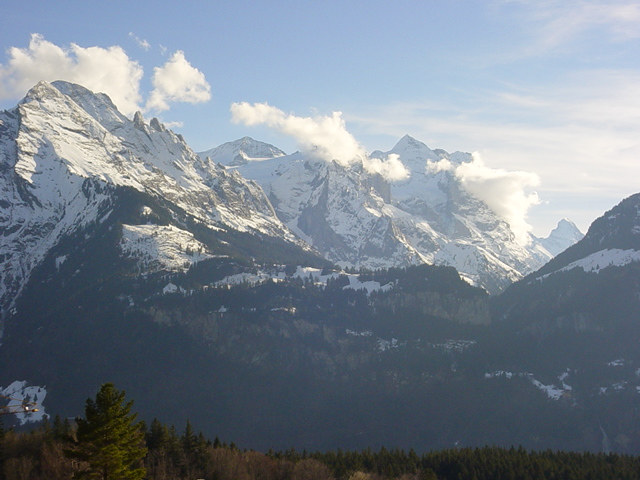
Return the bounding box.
[198,136,286,166]
[219,135,562,293]
[0,81,300,313]
[538,248,640,279]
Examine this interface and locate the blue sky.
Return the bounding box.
[1,0,639,237]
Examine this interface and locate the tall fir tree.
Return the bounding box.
[68,383,147,480]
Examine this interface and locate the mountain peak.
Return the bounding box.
[198,137,286,166]
[533,192,640,277]
[47,80,128,128]
[22,80,62,102]
[394,134,429,151]
[555,218,581,234]
[538,218,584,257]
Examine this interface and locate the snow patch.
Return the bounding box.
[162,282,181,295]
[121,224,212,273]
[530,378,565,400]
[215,265,394,295]
[1,381,48,424]
[346,329,373,337]
[485,371,514,379]
[377,338,401,352]
[431,339,476,353]
[600,382,628,395]
[484,370,570,400]
[540,249,640,280]
[55,255,67,270]
[343,275,393,295]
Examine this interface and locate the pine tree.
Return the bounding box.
[68,383,147,480]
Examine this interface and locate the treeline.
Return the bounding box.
[4,420,640,479]
[3,384,640,480]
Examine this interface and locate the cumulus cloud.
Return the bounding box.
[231,102,362,163]
[365,154,409,181]
[0,34,211,118]
[0,33,143,116]
[428,153,540,244]
[231,102,408,181]
[146,51,211,112]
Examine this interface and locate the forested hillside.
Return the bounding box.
[3,383,640,480]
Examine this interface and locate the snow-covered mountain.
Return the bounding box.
[208,135,568,293]
[536,218,584,257]
[532,193,640,281]
[198,136,286,166]
[0,81,305,315]
[0,80,582,318]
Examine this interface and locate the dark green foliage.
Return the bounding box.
[5,408,640,479]
[68,383,146,480]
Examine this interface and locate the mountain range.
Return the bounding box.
[200,135,582,293]
[1,81,638,454]
[0,81,317,319]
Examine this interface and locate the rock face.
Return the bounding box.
[536,218,584,257]
[0,81,305,315]
[213,135,561,293]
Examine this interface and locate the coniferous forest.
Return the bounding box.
[3,383,640,480]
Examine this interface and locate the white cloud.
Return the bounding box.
[493,1,640,59]
[365,153,409,181]
[0,33,143,116]
[533,1,640,44]
[426,158,453,173]
[0,35,212,119]
[428,153,540,244]
[128,32,151,51]
[348,66,640,234]
[231,102,408,181]
[231,102,363,163]
[146,51,211,112]
[163,120,184,129]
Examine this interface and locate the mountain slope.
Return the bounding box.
[531,193,640,280]
[199,136,286,166]
[493,192,640,370]
[536,218,584,257]
[211,135,560,293]
[0,81,311,315]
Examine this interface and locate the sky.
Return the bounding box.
[0,0,639,238]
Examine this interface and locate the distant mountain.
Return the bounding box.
[210,135,563,293]
[199,136,286,166]
[536,218,584,257]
